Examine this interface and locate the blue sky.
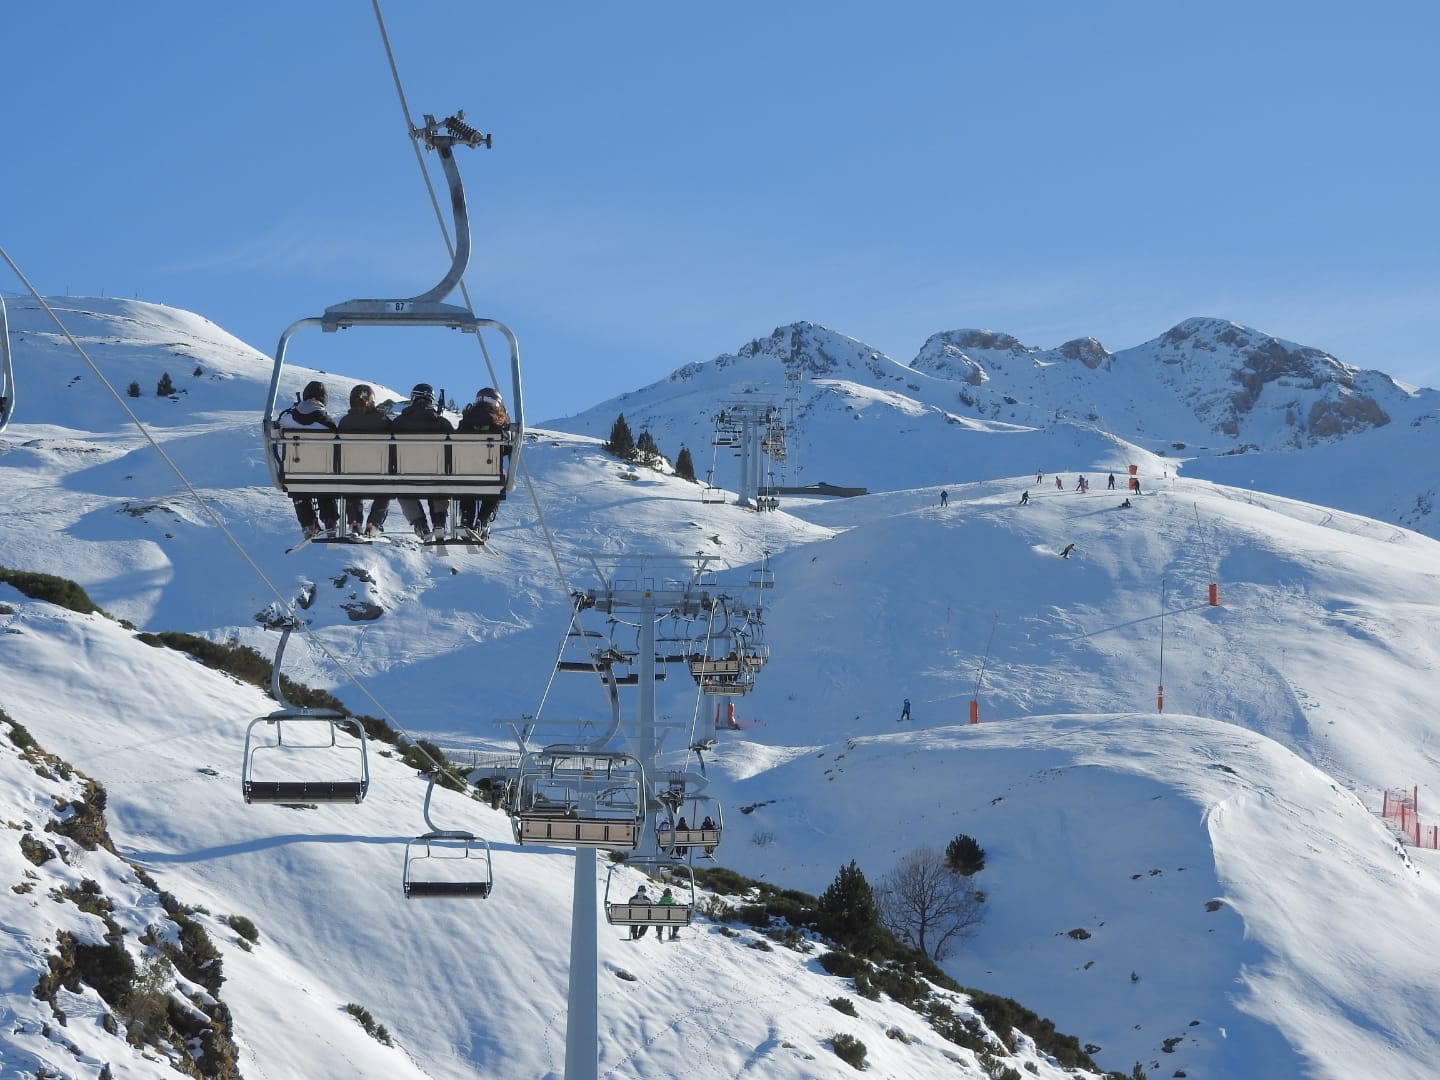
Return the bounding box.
[5,2,1438,418]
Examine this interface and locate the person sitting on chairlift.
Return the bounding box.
[659,886,680,940]
[278,380,340,539]
[674,816,689,856]
[629,885,650,939]
[393,383,454,541]
[338,383,392,537]
[457,386,510,539]
[701,815,717,857]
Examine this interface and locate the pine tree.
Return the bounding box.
[156,372,175,396]
[818,860,880,952]
[635,430,659,467]
[605,413,635,460]
[944,834,986,876]
[675,446,696,482]
[126,381,141,398]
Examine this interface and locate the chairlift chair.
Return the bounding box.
[688,656,755,695]
[260,114,523,507]
[403,771,493,898]
[0,295,13,432]
[603,859,696,930]
[241,619,369,803]
[510,747,644,850]
[655,790,723,859]
[686,602,757,695]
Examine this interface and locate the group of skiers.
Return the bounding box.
[278,380,511,543]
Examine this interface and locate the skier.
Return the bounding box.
[940,489,949,507]
[1060,543,1076,559]
[1019,490,1030,506]
[1055,476,1063,490]
[900,698,911,722]
[1107,473,1116,490]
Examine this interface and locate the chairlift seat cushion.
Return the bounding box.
[404,880,492,899]
[244,779,367,803]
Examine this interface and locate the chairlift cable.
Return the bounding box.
[0,246,467,787]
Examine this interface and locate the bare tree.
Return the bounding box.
[875,846,984,961]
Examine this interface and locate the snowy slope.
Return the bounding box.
[4,296,1440,1078]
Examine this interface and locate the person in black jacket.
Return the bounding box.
[337,383,392,537]
[392,383,453,541]
[457,387,510,539]
[278,380,339,538]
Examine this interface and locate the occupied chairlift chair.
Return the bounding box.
[510,747,644,850]
[687,602,757,696]
[655,780,724,859]
[603,858,696,933]
[261,114,523,516]
[241,620,369,804]
[403,769,493,899]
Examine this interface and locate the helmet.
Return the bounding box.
[477,387,502,404]
[410,382,435,404]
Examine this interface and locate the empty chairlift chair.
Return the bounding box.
[403,770,493,899]
[510,747,644,850]
[0,295,13,432]
[241,620,369,804]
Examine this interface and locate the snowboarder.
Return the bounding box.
[940,489,949,507]
[1055,476,1063,490]
[1036,470,1043,484]
[1060,543,1076,559]
[1019,490,1030,506]
[1119,498,1132,509]
[900,698,911,722]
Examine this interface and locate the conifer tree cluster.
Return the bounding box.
[604,413,689,478]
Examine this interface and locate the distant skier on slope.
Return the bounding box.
[900,698,911,722]
[1060,543,1076,559]
[1019,490,1030,506]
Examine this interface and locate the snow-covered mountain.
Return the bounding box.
[4,296,1440,1079]
[549,317,1440,540]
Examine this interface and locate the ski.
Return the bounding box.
[285,536,314,555]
